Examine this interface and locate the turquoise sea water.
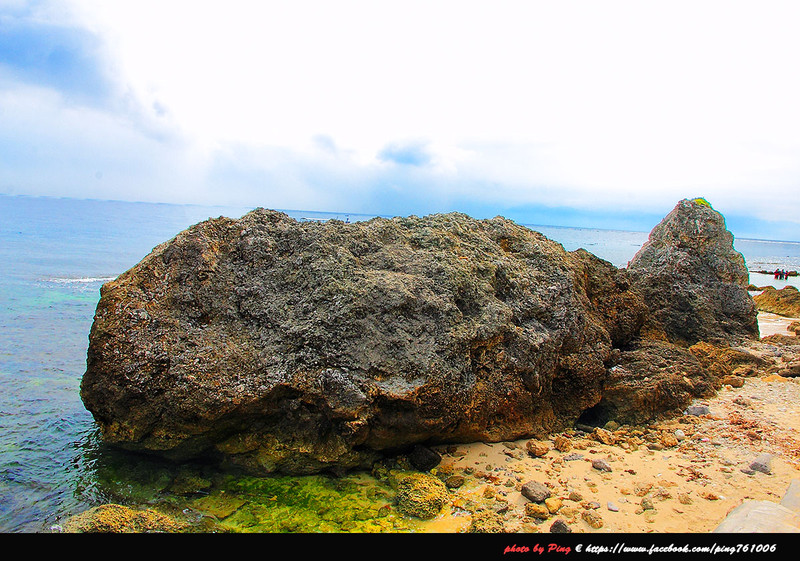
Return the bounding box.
[1,194,799,532]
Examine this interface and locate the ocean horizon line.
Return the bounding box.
[2,192,797,244]
[0,192,655,236]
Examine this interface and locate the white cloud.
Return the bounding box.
[0,78,203,200]
[3,0,800,234]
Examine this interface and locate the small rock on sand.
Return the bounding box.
[749,453,773,474]
[525,502,550,519]
[526,440,550,458]
[545,497,563,514]
[553,436,572,452]
[592,458,613,472]
[445,475,465,489]
[521,481,551,503]
[592,427,615,445]
[581,510,604,529]
[686,405,711,416]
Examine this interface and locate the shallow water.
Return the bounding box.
[1,195,798,532]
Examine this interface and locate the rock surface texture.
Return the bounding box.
[81,200,758,475]
[627,198,758,345]
[753,286,800,318]
[61,504,186,533]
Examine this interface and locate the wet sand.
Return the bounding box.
[758,311,800,338]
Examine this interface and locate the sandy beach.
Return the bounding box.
[413,313,800,534]
[757,311,800,338]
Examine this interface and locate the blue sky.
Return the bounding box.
[2,0,800,240]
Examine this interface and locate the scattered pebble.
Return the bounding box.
[521,481,551,503]
[592,427,615,445]
[544,497,563,514]
[749,453,773,474]
[445,475,465,489]
[553,436,572,452]
[526,440,549,458]
[591,458,613,472]
[525,502,550,519]
[581,510,604,529]
[686,405,711,416]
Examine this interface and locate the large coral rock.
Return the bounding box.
[627,198,758,345]
[81,210,645,474]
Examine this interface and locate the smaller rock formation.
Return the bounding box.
[689,341,764,379]
[467,510,505,533]
[407,445,441,472]
[59,504,186,533]
[754,286,800,318]
[521,480,551,503]
[627,198,758,345]
[395,472,449,519]
[596,340,716,425]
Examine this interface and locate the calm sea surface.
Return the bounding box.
[1,195,799,532]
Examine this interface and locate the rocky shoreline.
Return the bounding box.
[62,198,800,533]
[79,198,760,475]
[57,314,800,533]
[425,323,800,533]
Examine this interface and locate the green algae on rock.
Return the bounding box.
[185,472,407,533]
[467,510,506,533]
[60,504,187,533]
[690,197,712,208]
[395,472,449,520]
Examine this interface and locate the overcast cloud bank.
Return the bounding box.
[1,1,799,240]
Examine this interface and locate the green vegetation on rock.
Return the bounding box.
[186,472,410,532]
[395,472,449,520]
[61,504,187,533]
[690,197,712,208]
